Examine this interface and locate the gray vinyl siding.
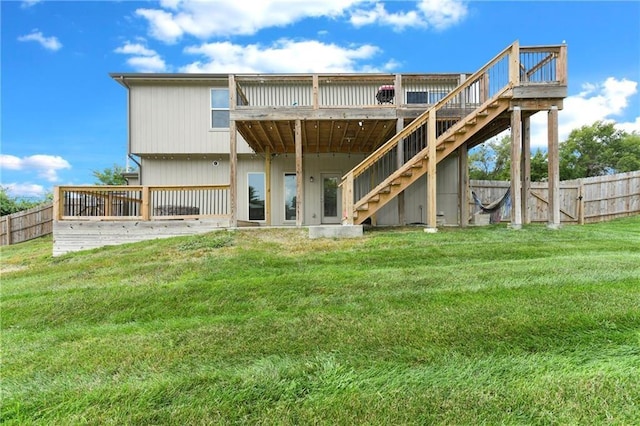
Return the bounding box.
[130,82,253,155]
[140,156,230,186]
[376,154,460,226]
[138,153,460,226]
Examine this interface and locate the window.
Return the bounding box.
[284,173,296,221]
[406,91,428,104]
[211,88,230,129]
[248,173,265,221]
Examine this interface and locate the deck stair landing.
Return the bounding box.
[341,41,567,226]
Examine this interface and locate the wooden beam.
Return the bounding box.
[458,144,469,227]
[521,115,531,224]
[426,109,437,232]
[295,119,303,226]
[265,146,272,226]
[396,117,405,225]
[271,121,287,152]
[558,44,568,85]
[229,120,238,227]
[548,106,560,228]
[312,75,319,109]
[510,106,522,229]
[141,186,150,221]
[53,186,62,220]
[509,40,520,86]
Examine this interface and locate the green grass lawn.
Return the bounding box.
[2,218,639,424]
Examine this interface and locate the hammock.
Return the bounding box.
[471,187,511,223]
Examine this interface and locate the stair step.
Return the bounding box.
[401,171,413,177]
[477,110,489,117]
[357,204,369,211]
[411,163,423,169]
[437,144,446,151]
[391,180,402,186]
[368,195,380,203]
[465,119,477,126]
[379,187,391,194]
[445,136,456,143]
[488,101,500,109]
[456,128,467,134]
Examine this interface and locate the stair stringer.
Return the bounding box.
[352,96,511,224]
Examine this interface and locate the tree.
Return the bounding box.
[469,136,511,180]
[530,148,548,182]
[93,164,127,185]
[0,187,41,216]
[559,121,640,180]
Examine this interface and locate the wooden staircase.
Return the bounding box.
[351,96,510,224]
[341,40,566,226]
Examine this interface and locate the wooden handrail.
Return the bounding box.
[343,41,519,182]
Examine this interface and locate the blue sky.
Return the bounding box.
[2,0,639,199]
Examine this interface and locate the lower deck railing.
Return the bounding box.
[54,185,231,221]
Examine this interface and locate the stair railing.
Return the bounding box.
[341,41,521,224]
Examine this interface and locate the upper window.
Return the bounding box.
[211,88,230,129]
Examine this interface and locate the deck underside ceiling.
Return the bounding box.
[236,119,398,154]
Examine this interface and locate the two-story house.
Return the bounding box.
[53,41,567,254]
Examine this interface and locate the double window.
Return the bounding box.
[211,88,230,129]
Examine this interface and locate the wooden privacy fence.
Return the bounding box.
[470,171,640,224]
[0,203,53,246]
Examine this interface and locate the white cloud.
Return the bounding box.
[418,0,468,30]
[530,77,639,147]
[21,0,41,8]
[350,0,467,31]
[350,3,423,31]
[114,41,167,72]
[18,30,62,51]
[181,39,384,73]
[127,56,167,73]
[135,0,358,43]
[135,0,465,43]
[20,0,41,8]
[1,154,71,182]
[2,183,48,199]
[114,42,157,57]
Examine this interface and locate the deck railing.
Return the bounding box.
[54,185,230,221]
[234,74,464,109]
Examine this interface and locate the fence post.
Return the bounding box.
[142,186,151,220]
[578,182,585,225]
[6,215,12,245]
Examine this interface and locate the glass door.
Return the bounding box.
[321,174,341,224]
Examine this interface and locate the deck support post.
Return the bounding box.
[510,106,523,229]
[458,144,469,227]
[521,115,531,224]
[295,119,303,227]
[547,106,561,228]
[229,75,238,227]
[265,146,272,226]
[396,117,405,225]
[425,109,437,233]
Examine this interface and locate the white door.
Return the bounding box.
[321,174,341,224]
